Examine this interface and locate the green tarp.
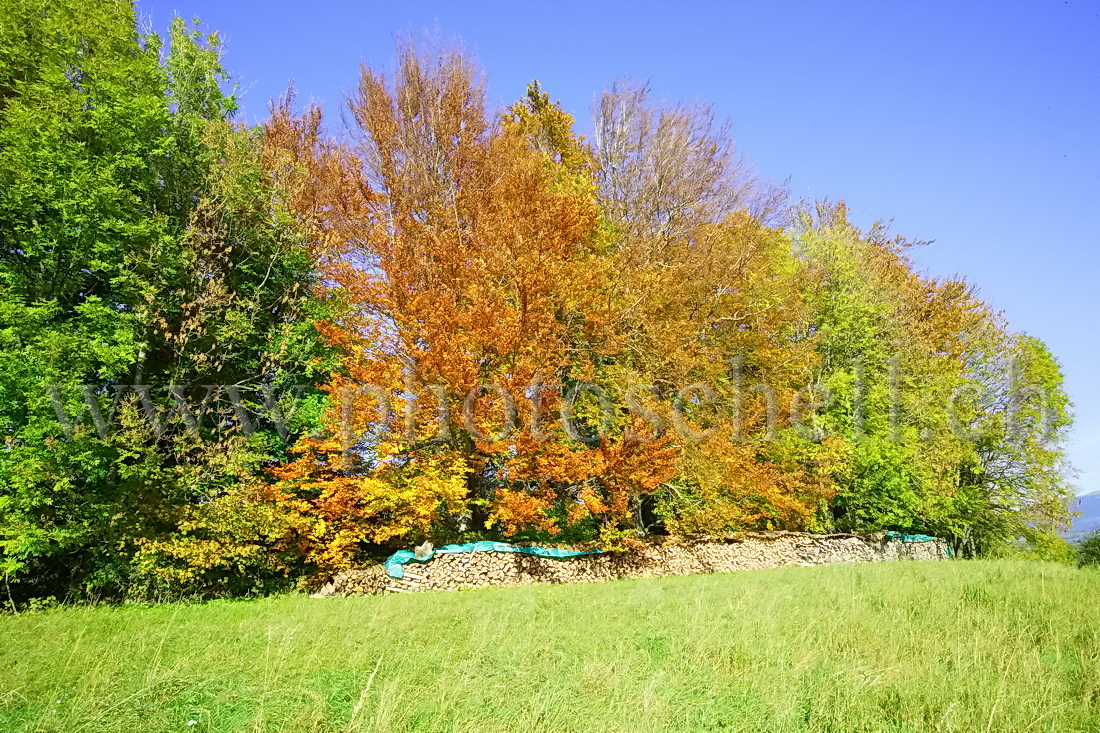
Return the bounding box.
[384,541,603,579]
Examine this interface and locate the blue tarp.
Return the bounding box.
[384,541,603,579]
[885,531,953,557]
[884,531,938,543]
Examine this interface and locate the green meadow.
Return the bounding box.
[1,559,1097,732]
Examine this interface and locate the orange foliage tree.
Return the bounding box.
[264,44,677,570]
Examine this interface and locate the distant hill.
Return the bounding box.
[1065,490,1100,543]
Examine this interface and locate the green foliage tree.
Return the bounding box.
[1077,530,1100,567]
[795,203,1076,556]
[0,1,327,600]
[951,333,1076,556]
[794,202,988,539]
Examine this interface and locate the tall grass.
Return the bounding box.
[1,559,1097,732]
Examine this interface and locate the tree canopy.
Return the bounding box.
[0,2,1077,600]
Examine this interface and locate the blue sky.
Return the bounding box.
[138,0,1100,494]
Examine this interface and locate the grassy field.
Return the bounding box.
[1,559,1098,732]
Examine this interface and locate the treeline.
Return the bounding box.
[0,1,1076,601]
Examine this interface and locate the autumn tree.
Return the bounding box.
[266,44,680,571]
[583,80,840,535]
[591,78,788,245]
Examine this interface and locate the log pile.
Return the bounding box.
[320,531,950,597]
